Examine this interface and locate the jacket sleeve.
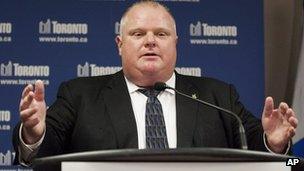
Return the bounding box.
[228,84,268,151]
[36,81,77,158]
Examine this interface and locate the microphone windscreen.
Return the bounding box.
[154,82,167,91]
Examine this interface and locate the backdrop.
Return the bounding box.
[0,0,265,169]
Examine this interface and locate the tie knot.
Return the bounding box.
[138,89,160,97]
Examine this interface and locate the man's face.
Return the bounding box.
[116,5,178,85]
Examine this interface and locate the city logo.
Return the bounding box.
[0,150,15,166]
[0,61,49,77]
[190,21,237,37]
[0,61,13,76]
[0,110,10,122]
[77,62,121,77]
[38,19,88,43]
[39,19,51,34]
[39,19,88,35]
[115,21,120,35]
[0,23,12,34]
[189,21,238,45]
[77,62,90,77]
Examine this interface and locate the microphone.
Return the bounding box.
[154,82,248,150]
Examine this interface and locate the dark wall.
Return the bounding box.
[264,0,303,106]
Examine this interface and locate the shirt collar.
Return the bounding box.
[124,73,176,95]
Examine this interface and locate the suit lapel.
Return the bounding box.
[103,71,138,149]
[175,73,199,147]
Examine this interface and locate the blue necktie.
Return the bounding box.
[138,89,169,149]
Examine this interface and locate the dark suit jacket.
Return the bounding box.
[13,70,268,160]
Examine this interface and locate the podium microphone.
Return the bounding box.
[154,82,248,150]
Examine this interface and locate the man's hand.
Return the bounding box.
[262,96,298,153]
[19,80,46,144]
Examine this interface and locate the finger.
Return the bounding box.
[34,80,45,101]
[287,127,296,138]
[271,109,280,119]
[279,102,289,115]
[19,92,35,111]
[21,84,33,99]
[288,117,298,128]
[20,107,38,122]
[263,96,274,117]
[285,108,296,122]
[285,108,298,126]
[286,108,296,117]
[23,118,39,129]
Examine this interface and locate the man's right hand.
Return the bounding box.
[19,80,46,145]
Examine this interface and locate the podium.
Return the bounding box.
[33,148,303,171]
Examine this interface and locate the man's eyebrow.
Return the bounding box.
[128,28,145,33]
[154,28,171,32]
[129,28,143,31]
[129,27,170,32]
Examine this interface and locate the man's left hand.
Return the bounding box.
[262,96,298,153]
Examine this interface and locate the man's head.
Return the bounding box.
[116,0,178,87]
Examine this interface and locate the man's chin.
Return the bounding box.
[140,66,161,75]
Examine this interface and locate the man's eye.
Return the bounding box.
[157,32,167,37]
[132,32,143,37]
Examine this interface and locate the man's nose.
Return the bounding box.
[144,33,156,48]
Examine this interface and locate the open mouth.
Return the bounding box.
[141,52,161,59]
[143,52,158,57]
[140,52,161,61]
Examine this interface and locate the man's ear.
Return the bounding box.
[115,35,122,56]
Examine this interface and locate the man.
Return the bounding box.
[13,0,298,165]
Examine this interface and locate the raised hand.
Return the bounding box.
[262,97,298,153]
[19,80,46,144]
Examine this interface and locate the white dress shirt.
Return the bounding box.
[124,73,177,149]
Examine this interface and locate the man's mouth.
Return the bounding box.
[142,53,158,57]
[141,53,159,61]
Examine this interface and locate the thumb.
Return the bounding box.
[263,96,274,118]
[34,80,45,101]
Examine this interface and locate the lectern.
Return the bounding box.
[33,148,303,171]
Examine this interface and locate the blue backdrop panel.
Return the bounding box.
[0,0,265,169]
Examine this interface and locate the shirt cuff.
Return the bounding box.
[263,132,290,155]
[18,123,45,166]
